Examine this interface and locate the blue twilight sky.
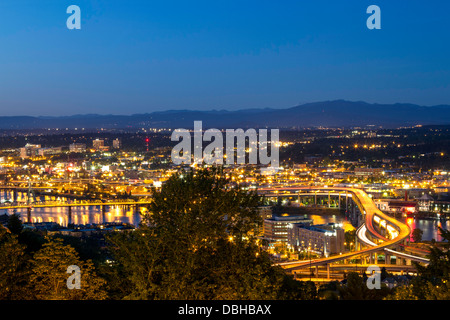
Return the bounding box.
[0,0,449,116]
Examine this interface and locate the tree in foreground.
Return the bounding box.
[29,237,108,300]
[411,228,423,243]
[108,167,309,300]
[7,213,23,235]
[337,272,392,300]
[0,225,31,299]
[386,227,450,300]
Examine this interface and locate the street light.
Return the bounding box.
[349,241,357,272]
[308,246,312,281]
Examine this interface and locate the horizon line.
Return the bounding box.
[2,99,450,118]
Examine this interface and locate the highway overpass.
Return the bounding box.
[258,186,430,271]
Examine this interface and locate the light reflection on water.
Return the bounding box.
[1,206,143,227]
[1,191,448,240]
[404,217,450,242]
[0,191,143,227]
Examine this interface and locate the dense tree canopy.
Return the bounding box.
[107,167,310,300]
[412,228,424,243]
[30,238,108,300]
[386,227,450,300]
[0,225,30,299]
[0,221,107,300]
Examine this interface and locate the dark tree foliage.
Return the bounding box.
[337,272,392,300]
[412,228,424,243]
[0,222,108,300]
[414,227,450,285]
[0,225,31,300]
[278,275,318,300]
[386,227,450,300]
[106,167,317,300]
[7,213,23,235]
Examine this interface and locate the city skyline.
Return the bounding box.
[1,1,449,306]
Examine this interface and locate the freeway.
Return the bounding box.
[260,186,429,269]
[357,224,429,264]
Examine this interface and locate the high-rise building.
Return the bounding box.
[263,215,313,243]
[113,138,121,149]
[92,139,104,150]
[19,144,41,159]
[287,223,345,257]
[38,147,63,156]
[70,143,86,153]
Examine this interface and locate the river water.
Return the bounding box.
[1,191,448,241]
[0,191,143,227]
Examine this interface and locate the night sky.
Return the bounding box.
[0,0,449,116]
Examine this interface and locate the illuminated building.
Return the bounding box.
[288,223,345,257]
[69,143,87,153]
[93,139,105,150]
[354,167,383,177]
[113,138,121,149]
[38,147,63,156]
[19,144,41,159]
[263,215,313,243]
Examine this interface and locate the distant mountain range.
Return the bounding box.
[1,100,450,130]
